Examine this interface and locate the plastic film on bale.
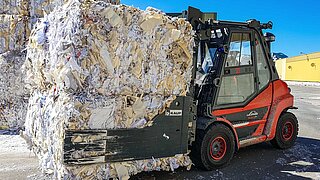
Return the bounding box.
[23,0,194,179]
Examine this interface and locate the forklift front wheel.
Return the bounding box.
[194,124,235,170]
[271,112,298,149]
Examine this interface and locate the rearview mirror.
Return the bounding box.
[264,32,275,42]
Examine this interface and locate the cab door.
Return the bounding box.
[212,29,273,140]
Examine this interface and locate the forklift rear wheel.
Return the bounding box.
[193,124,235,170]
[271,112,298,149]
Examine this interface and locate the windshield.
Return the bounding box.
[199,43,217,74]
[197,28,229,75]
[195,28,229,87]
[195,42,221,86]
[194,28,229,104]
[197,42,221,75]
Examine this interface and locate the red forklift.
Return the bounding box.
[64,7,299,170]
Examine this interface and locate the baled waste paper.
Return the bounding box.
[0,0,29,15]
[0,51,28,129]
[0,0,121,129]
[0,2,30,129]
[29,0,120,19]
[0,0,120,17]
[0,14,30,54]
[23,0,194,179]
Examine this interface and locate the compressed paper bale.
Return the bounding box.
[25,1,194,126]
[0,51,29,129]
[0,14,30,54]
[0,0,29,15]
[29,0,121,19]
[29,0,71,18]
[24,0,194,178]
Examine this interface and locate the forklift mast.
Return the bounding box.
[167,6,217,29]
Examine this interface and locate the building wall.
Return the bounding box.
[275,52,320,82]
[275,57,286,80]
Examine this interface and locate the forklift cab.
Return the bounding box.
[194,20,279,115]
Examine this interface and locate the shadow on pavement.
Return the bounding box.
[130,137,320,180]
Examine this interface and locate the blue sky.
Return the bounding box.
[122,0,320,57]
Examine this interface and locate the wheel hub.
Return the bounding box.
[209,137,227,160]
[282,121,293,141]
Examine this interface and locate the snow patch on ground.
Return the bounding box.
[0,135,32,155]
[281,171,320,180]
[289,161,314,166]
[285,81,320,87]
[0,135,46,180]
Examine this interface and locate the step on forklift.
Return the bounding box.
[64,7,299,170]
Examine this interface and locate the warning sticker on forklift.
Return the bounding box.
[165,110,183,116]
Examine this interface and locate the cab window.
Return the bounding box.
[225,33,252,67]
[255,34,270,90]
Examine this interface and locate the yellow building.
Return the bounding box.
[275,52,320,82]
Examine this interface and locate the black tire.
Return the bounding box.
[271,112,299,149]
[192,124,235,170]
